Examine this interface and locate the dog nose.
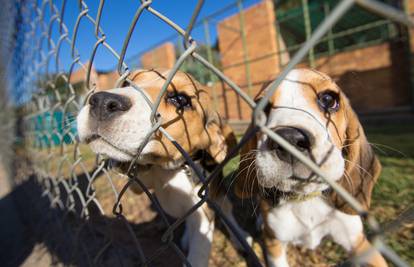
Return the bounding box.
[270,127,311,162]
[89,92,132,121]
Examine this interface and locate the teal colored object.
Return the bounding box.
[32,111,77,148]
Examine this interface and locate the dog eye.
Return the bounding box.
[318,91,339,112]
[166,91,192,109]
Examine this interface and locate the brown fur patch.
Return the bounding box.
[123,69,233,166]
[351,233,388,267]
[232,69,383,267]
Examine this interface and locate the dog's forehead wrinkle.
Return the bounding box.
[269,78,337,145]
[256,71,345,194]
[309,68,331,81]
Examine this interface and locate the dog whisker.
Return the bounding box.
[368,142,406,157]
[343,158,371,178]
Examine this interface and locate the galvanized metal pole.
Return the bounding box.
[324,2,335,55]
[203,18,219,111]
[237,0,253,97]
[203,19,215,78]
[302,0,316,67]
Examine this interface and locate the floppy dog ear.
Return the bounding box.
[329,99,381,215]
[206,116,238,199]
[233,85,275,199]
[233,124,261,199]
[205,112,237,164]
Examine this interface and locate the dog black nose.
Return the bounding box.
[89,92,132,121]
[270,127,311,162]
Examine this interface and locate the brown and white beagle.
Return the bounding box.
[232,69,387,267]
[77,69,235,267]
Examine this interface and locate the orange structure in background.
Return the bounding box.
[214,0,412,122]
[140,42,176,70]
[72,0,414,125]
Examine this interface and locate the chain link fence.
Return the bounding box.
[5,0,414,266]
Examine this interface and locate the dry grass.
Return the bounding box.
[28,123,414,266]
[28,142,96,179]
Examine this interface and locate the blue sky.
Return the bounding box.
[55,0,260,72]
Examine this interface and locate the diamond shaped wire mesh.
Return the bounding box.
[6,0,414,266]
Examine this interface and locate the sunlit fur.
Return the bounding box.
[77,69,235,267]
[78,69,229,169]
[255,69,345,194]
[232,69,386,267]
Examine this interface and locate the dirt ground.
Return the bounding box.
[80,172,359,267]
[9,161,343,267]
[7,127,414,267]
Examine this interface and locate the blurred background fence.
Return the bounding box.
[112,0,414,131]
[0,0,413,267]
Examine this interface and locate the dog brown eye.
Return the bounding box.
[318,91,339,112]
[166,91,192,109]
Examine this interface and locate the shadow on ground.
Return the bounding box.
[0,172,185,267]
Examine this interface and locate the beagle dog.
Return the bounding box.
[77,69,235,267]
[233,69,387,267]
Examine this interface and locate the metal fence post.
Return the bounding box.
[203,18,219,111]
[324,2,335,56]
[237,0,252,97]
[302,0,316,67]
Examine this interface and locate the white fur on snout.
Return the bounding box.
[77,87,153,161]
[255,70,344,193]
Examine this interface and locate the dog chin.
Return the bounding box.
[258,175,331,195]
[257,176,297,192]
[88,139,134,162]
[256,160,335,193]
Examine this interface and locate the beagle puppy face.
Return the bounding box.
[255,69,346,193]
[77,69,229,169]
[237,68,381,213]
